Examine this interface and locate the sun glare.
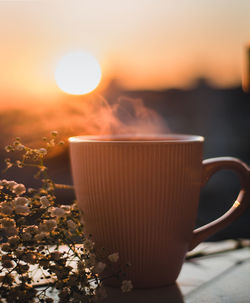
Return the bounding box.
[54,51,102,95]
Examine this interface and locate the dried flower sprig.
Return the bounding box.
[0,132,132,302]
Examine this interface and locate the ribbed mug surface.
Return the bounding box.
[69,135,203,288]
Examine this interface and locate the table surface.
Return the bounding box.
[100,240,250,303]
[41,240,250,303]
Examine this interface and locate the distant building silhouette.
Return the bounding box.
[192,77,213,90]
[243,45,250,92]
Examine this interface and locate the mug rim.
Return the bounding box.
[68,134,204,143]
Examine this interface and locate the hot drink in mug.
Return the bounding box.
[69,134,249,288]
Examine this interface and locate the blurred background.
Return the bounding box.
[0,0,249,240]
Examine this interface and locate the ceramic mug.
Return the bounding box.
[69,134,249,288]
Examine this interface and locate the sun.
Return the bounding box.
[54,51,102,95]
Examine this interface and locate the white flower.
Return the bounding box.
[94,262,106,274]
[108,252,119,263]
[5,226,18,236]
[84,238,95,251]
[46,219,57,228]
[28,187,35,193]
[1,243,11,252]
[34,232,48,241]
[23,225,38,234]
[2,260,14,268]
[39,148,47,155]
[22,232,32,241]
[2,255,11,262]
[4,145,12,152]
[14,197,29,206]
[121,280,133,293]
[8,236,19,246]
[49,207,65,217]
[12,183,26,196]
[0,202,13,215]
[1,206,13,215]
[15,248,24,258]
[49,139,55,146]
[16,144,24,151]
[40,196,50,207]
[0,218,16,228]
[80,216,85,226]
[15,205,30,215]
[0,179,8,188]
[67,220,76,231]
[51,131,58,136]
[39,219,57,232]
[7,181,17,190]
[61,205,71,212]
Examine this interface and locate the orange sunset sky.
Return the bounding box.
[0,0,250,106]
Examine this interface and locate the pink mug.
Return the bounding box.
[69,134,250,288]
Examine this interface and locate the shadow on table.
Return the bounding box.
[101,283,184,303]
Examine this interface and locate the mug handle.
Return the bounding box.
[188,157,250,251]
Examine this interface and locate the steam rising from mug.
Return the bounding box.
[1,95,169,148]
[62,95,169,136]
